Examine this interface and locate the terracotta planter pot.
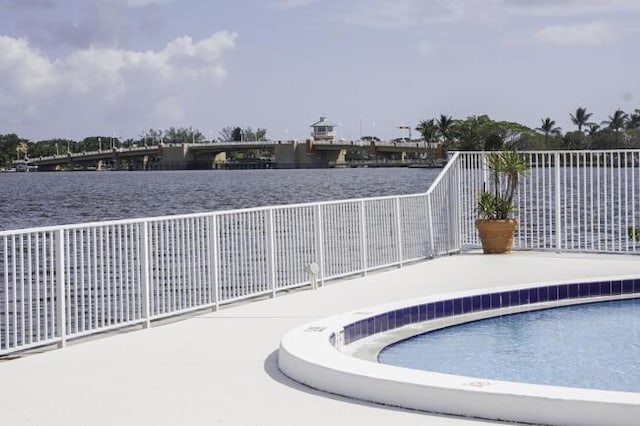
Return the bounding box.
[475,219,518,254]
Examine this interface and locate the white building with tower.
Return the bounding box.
[310,116,338,142]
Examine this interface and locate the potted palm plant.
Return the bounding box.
[475,150,528,254]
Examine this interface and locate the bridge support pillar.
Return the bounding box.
[96,160,103,171]
[274,141,346,168]
[368,142,378,163]
[274,141,311,168]
[112,152,121,171]
[334,149,347,167]
[159,144,192,169]
[212,152,226,169]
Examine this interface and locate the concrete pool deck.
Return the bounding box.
[1,251,640,426]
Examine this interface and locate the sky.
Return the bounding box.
[0,0,638,142]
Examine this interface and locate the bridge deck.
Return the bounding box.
[1,252,638,426]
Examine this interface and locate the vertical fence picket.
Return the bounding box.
[141,221,151,328]
[554,152,562,252]
[55,230,66,348]
[314,205,325,287]
[267,209,276,297]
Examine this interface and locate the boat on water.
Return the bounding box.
[15,163,38,172]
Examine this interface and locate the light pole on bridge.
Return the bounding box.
[398,124,411,141]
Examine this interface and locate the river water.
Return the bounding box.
[0,168,441,231]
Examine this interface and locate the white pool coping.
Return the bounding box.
[279,280,640,426]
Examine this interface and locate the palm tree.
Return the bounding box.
[628,109,640,129]
[570,107,593,133]
[570,107,593,148]
[587,124,601,149]
[602,109,628,147]
[536,117,561,149]
[416,119,439,164]
[436,114,454,152]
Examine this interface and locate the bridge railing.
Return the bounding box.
[0,163,466,354]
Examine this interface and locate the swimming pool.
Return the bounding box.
[278,277,640,426]
[379,298,640,392]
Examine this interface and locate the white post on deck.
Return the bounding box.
[554,151,562,252]
[267,208,277,297]
[140,221,151,328]
[314,204,325,287]
[427,193,436,257]
[395,197,403,266]
[360,200,368,275]
[55,229,66,348]
[448,163,460,252]
[209,214,219,310]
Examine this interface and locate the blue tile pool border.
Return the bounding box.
[339,278,640,346]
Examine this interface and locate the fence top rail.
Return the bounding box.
[457,149,640,155]
[425,151,460,196]
[0,192,433,237]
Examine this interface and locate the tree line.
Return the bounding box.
[2,107,640,168]
[415,107,640,153]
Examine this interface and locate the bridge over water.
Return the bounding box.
[20,140,438,171]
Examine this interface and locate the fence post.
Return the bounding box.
[395,197,403,266]
[140,221,151,328]
[209,214,219,310]
[360,200,368,275]
[448,161,460,252]
[427,193,436,257]
[554,151,562,253]
[55,229,66,348]
[267,209,277,297]
[314,204,325,287]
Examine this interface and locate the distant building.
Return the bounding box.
[16,141,28,159]
[310,116,337,142]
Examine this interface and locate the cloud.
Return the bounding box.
[0,37,58,94]
[503,0,640,17]
[3,0,181,51]
[336,0,640,29]
[5,1,129,51]
[340,0,465,28]
[0,32,236,138]
[2,0,54,9]
[2,0,175,9]
[418,40,435,55]
[273,0,319,10]
[533,22,615,46]
[124,0,177,7]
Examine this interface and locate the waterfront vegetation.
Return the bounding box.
[1,108,640,168]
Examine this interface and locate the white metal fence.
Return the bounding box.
[4,149,638,355]
[0,161,462,355]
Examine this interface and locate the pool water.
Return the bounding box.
[378,299,640,392]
